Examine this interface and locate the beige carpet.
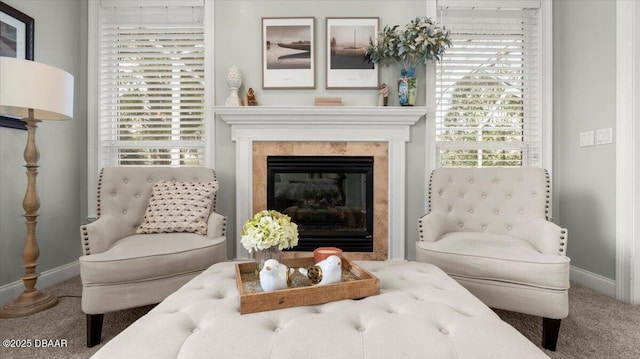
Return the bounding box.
[0,276,639,359]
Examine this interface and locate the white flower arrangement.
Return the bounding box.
[241,210,299,253]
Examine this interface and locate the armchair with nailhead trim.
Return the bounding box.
[79,166,227,347]
[416,167,569,351]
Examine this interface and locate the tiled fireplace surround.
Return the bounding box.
[216,107,425,260]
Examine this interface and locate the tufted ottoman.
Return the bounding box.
[91,261,548,359]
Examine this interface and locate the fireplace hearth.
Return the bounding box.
[267,156,374,252]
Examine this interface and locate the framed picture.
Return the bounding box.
[0,1,34,130]
[326,17,378,89]
[262,17,315,89]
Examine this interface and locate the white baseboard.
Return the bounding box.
[0,261,80,306]
[570,265,616,298]
[0,262,618,305]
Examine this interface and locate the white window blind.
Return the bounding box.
[99,3,205,166]
[435,7,540,167]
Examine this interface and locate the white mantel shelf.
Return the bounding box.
[213,106,427,126]
[215,106,426,261]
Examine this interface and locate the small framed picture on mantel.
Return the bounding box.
[262,17,315,89]
[325,17,379,89]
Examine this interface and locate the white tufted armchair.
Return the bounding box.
[416,167,569,351]
[79,167,227,347]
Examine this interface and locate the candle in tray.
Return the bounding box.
[313,247,343,264]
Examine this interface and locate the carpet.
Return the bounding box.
[0,276,639,359]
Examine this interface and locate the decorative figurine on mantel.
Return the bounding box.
[245,87,258,106]
[378,83,388,106]
[225,66,242,107]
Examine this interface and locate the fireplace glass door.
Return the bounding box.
[267,156,374,252]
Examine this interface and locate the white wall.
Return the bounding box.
[0,1,86,289]
[553,0,617,280]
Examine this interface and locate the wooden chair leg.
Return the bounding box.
[87,313,104,348]
[542,317,561,351]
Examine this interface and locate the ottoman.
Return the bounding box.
[91,261,548,359]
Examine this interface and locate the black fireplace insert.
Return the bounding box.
[267,156,374,252]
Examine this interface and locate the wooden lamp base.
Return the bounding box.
[0,115,58,319]
[0,289,57,318]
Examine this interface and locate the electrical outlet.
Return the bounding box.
[580,131,595,147]
[596,128,613,145]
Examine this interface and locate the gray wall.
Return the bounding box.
[553,0,617,279]
[214,0,427,107]
[0,0,86,287]
[213,0,427,258]
[0,0,620,288]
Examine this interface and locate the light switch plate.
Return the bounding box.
[596,128,613,145]
[580,131,595,147]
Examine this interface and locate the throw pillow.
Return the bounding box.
[136,180,219,235]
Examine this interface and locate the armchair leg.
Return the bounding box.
[87,313,104,348]
[542,317,561,351]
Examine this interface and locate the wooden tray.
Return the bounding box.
[235,256,380,314]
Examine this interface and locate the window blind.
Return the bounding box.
[99,3,205,166]
[435,7,540,167]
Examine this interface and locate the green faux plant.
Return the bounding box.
[365,16,452,70]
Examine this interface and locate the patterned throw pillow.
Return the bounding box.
[136,180,219,235]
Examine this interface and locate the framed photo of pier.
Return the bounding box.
[325,17,378,89]
[262,17,315,89]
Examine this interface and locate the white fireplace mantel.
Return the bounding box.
[215,106,426,260]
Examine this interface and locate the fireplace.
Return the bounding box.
[267,156,374,252]
[216,106,424,260]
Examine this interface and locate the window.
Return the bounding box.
[98,2,206,166]
[435,3,544,167]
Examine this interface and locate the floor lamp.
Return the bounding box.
[0,57,74,318]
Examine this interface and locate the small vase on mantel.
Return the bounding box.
[398,67,417,106]
[254,247,283,273]
[225,65,242,107]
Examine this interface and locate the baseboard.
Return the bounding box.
[0,262,618,305]
[570,265,616,298]
[0,261,80,306]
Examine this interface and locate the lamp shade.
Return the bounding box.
[0,57,74,120]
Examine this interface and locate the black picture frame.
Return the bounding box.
[0,1,34,130]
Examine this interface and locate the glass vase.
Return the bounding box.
[254,247,282,273]
[398,67,417,106]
